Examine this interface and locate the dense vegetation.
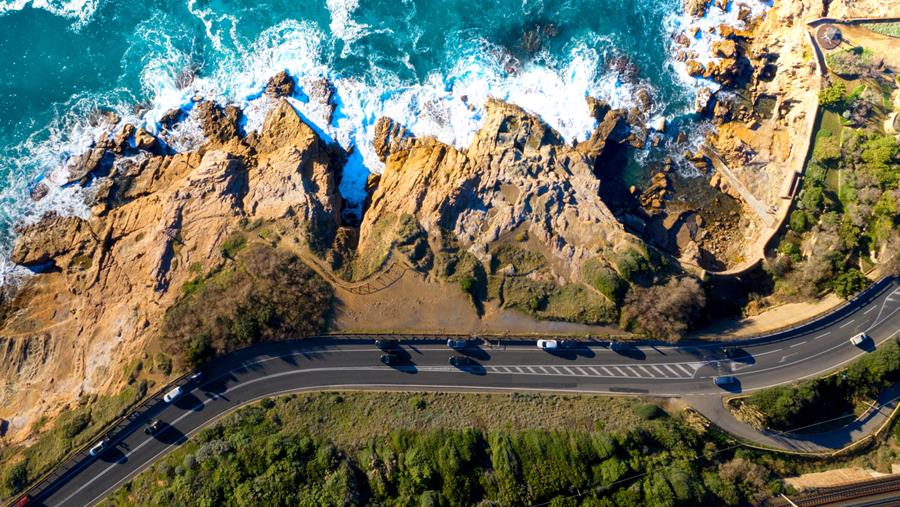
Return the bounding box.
[163,242,333,368]
[737,340,900,431]
[619,277,707,342]
[104,395,786,507]
[770,71,900,300]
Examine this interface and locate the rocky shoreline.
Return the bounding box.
[0,0,887,447]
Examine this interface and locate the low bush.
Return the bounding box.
[818,81,846,109]
[163,244,333,368]
[620,277,707,342]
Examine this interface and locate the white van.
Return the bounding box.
[89,440,107,457]
[163,386,184,403]
[850,333,869,346]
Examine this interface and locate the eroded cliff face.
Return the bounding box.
[0,99,343,443]
[356,99,640,283]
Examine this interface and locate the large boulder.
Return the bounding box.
[193,101,242,144]
[265,70,295,99]
[11,213,97,269]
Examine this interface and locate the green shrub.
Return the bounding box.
[832,269,869,299]
[778,240,803,263]
[3,460,28,495]
[220,233,247,259]
[634,403,664,420]
[62,412,92,439]
[813,136,842,166]
[163,244,333,368]
[862,134,900,188]
[818,81,846,109]
[612,248,652,283]
[789,210,812,233]
[826,47,871,77]
[800,185,825,212]
[582,258,628,304]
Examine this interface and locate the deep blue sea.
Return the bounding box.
[0,0,768,283]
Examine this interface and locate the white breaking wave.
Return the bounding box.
[0,0,100,27]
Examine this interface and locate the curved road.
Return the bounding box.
[19,278,900,507]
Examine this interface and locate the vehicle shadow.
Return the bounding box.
[717,378,743,394]
[724,348,756,365]
[452,362,487,376]
[173,392,205,412]
[99,446,128,465]
[856,339,876,353]
[459,346,491,361]
[153,423,188,446]
[612,344,646,361]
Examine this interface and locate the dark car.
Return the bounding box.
[144,420,163,435]
[447,339,468,350]
[449,356,475,367]
[380,353,400,365]
[375,339,400,350]
[559,340,580,349]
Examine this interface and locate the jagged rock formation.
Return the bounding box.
[355,99,641,282]
[0,99,343,443]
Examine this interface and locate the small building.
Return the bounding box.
[817,25,843,50]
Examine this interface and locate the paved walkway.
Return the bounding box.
[689,382,900,455]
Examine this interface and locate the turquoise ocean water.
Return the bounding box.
[0,0,766,283]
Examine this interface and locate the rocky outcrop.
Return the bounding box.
[265,70,295,98]
[193,100,243,144]
[10,213,98,269]
[0,98,343,443]
[247,100,343,225]
[356,99,638,281]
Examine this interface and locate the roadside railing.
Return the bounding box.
[7,371,193,506]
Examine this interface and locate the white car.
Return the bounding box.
[537,339,558,350]
[163,386,184,403]
[89,440,107,457]
[850,333,869,346]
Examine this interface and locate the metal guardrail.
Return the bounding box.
[7,371,193,506]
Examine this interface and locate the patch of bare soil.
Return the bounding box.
[332,269,622,336]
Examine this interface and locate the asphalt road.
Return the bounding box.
[21,278,900,507]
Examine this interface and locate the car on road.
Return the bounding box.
[163,386,184,403]
[447,338,468,350]
[144,420,163,435]
[14,495,31,506]
[188,372,204,383]
[713,376,737,386]
[380,353,400,365]
[449,356,475,367]
[537,339,558,350]
[558,340,579,349]
[850,333,870,346]
[375,339,400,350]
[88,438,109,457]
[609,341,627,351]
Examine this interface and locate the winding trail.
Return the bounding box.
[13,278,900,507]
